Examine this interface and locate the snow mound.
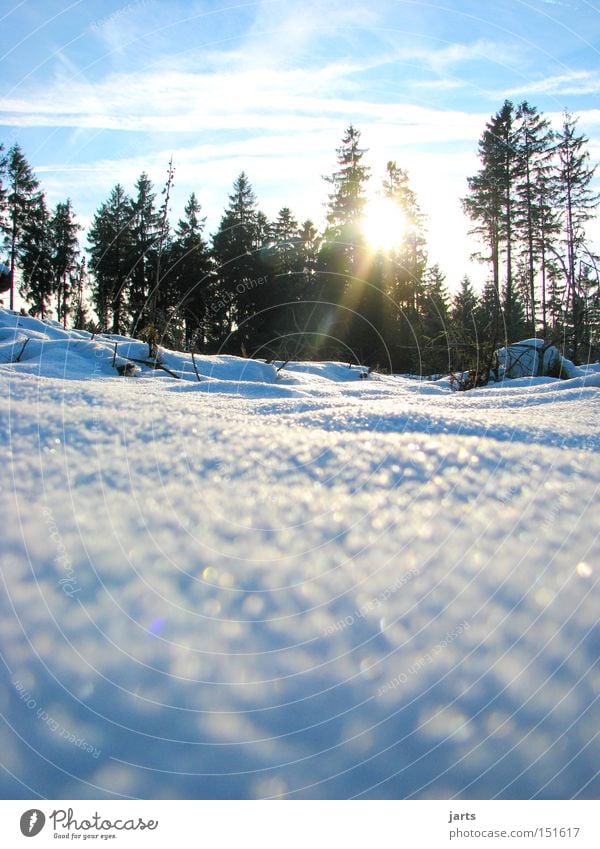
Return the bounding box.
[0,311,373,388]
[497,339,584,379]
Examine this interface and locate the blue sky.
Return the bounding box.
[1,0,599,287]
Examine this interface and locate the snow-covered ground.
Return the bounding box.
[1,309,599,800]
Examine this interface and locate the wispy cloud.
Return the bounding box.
[1,0,524,138]
[87,0,379,73]
[503,69,600,97]
[371,34,522,75]
[0,56,486,138]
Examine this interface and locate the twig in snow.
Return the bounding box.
[191,351,202,382]
[122,355,181,379]
[14,338,29,363]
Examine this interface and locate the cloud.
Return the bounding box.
[0,57,487,141]
[237,0,380,69]
[86,0,380,75]
[371,33,522,75]
[504,69,600,97]
[1,42,497,142]
[0,0,525,139]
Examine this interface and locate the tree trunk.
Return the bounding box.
[10,212,17,311]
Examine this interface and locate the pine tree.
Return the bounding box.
[318,125,371,358]
[168,192,213,349]
[449,276,480,371]
[19,193,53,318]
[419,264,451,375]
[148,157,175,337]
[365,161,427,371]
[0,143,7,240]
[381,160,427,310]
[88,184,134,333]
[512,102,555,334]
[129,172,159,333]
[265,218,322,362]
[252,207,308,359]
[477,279,504,349]
[49,199,80,327]
[2,144,41,310]
[211,172,262,350]
[577,261,600,359]
[0,142,8,300]
[501,280,527,343]
[269,207,300,276]
[536,172,562,337]
[71,258,90,330]
[298,219,320,286]
[463,101,519,338]
[324,125,370,244]
[554,113,599,361]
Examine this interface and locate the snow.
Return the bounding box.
[497,339,583,380]
[0,309,599,800]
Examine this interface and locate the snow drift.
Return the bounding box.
[496,338,583,380]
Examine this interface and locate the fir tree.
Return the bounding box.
[554,113,599,360]
[254,207,308,359]
[129,172,159,333]
[419,264,451,375]
[463,101,519,337]
[3,144,41,310]
[449,276,480,371]
[477,279,504,349]
[71,259,90,330]
[269,207,300,276]
[19,193,53,318]
[513,102,555,335]
[50,199,80,327]
[298,219,320,286]
[371,161,427,372]
[324,125,370,244]
[319,125,371,358]
[168,192,213,350]
[0,143,7,240]
[381,160,427,311]
[211,172,262,350]
[148,157,175,336]
[88,184,134,333]
[270,219,322,362]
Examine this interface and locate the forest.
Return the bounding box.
[1,99,598,376]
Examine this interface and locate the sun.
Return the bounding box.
[361,197,406,252]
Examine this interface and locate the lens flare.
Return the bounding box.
[361,197,406,252]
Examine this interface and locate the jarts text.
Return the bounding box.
[448,812,477,824]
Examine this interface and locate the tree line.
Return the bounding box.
[463,101,599,365]
[0,100,598,375]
